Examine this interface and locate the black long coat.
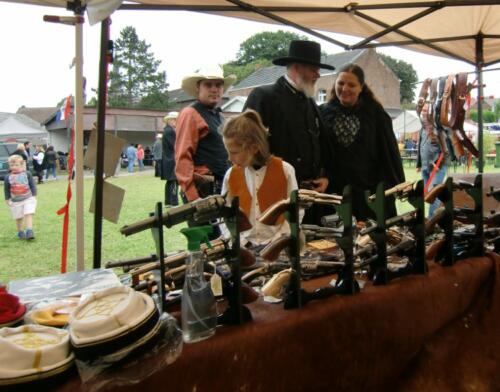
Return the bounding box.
[243,76,327,184]
[161,125,176,181]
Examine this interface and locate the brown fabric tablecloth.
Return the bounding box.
[58,253,500,392]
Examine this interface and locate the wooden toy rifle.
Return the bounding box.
[259,191,342,226]
[120,195,251,236]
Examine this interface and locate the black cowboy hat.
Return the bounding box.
[273,40,335,70]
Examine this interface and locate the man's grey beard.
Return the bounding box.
[296,75,317,98]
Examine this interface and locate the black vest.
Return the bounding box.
[191,101,229,179]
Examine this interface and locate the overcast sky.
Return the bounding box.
[0,2,499,114]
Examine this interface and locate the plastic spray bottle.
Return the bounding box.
[180,225,217,343]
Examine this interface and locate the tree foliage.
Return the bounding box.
[379,54,418,104]
[223,59,272,84]
[108,26,169,109]
[234,30,307,66]
[470,109,497,123]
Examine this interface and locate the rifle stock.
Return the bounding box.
[425,183,446,204]
[425,238,445,260]
[260,235,292,261]
[424,206,446,234]
[259,198,291,226]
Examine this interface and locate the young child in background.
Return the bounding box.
[4,155,37,240]
[221,109,297,247]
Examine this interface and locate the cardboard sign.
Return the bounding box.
[89,181,125,224]
[84,130,126,177]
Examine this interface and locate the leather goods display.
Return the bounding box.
[417,72,478,159]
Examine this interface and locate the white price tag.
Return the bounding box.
[210,273,223,296]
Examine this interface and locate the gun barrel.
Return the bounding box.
[105,254,157,269]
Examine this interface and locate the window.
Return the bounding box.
[317,89,327,103]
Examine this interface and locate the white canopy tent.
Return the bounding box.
[0,113,48,144]
[2,0,499,268]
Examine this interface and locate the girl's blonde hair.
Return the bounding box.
[222,109,270,166]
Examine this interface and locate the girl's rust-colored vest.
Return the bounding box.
[228,156,287,224]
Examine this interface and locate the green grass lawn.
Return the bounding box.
[0,169,187,283]
[1,164,498,283]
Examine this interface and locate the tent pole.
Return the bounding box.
[93,18,110,269]
[74,10,85,270]
[475,33,484,174]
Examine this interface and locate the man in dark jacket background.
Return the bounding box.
[243,40,332,195]
[162,111,179,207]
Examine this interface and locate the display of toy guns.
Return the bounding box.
[128,238,256,279]
[358,237,415,269]
[242,260,346,283]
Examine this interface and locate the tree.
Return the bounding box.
[223,59,272,85]
[108,26,169,109]
[379,54,418,104]
[234,30,308,66]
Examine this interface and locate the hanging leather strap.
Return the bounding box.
[428,78,439,128]
[440,74,455,128]
[416,78,431,116]
[449,73,479,158]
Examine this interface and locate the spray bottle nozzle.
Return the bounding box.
[180,225,213,251]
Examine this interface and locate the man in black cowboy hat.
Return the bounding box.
[243,40,333,199]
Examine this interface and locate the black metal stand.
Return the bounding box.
[284,186,358,310]
[364,180,426,284]
[217,198,252,325]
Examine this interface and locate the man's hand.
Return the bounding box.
[311,177,329,193]
[416,167,421,173]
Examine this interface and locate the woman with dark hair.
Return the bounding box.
[320,64,404,220]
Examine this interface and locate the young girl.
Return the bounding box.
[4,155,37,240]
[221,109,297,247]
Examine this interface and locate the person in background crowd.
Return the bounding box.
[32,145,45,184]
[126,143,137,173]
[152,133,163,177]
[416,125,448,218]
[44,145,58,180]
[243,40,331,224]
[4,155,37,240]
[162,111,179,207]
[136,144,145,171]
[11,143,28,168]
[175,64,235,202]
[23,141,32,171]
[221,109,298,247]
[320,63,405,220]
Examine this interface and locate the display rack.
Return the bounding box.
[362,180,426,285]
[284,185,359,310]
[121,196,251,325]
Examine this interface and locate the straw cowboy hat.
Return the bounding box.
[273,40,335,70]
[163,111,179,124]
[181,64,236,98]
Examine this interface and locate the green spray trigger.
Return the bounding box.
[180,225,213,251]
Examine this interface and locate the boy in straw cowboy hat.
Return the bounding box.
[162,111,179,206]
[175,64,236,204]
[243,40,333,224]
